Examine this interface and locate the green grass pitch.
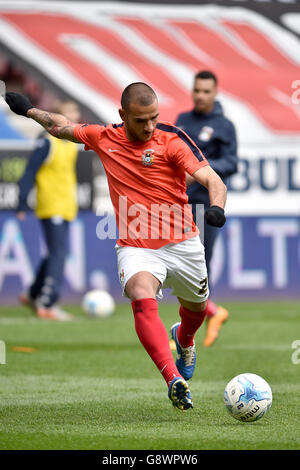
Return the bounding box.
[0,301,299,450]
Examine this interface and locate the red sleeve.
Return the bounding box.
[167,129,209,175]
[74,124,105,151]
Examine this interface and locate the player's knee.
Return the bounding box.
[125,282,155,301]
[199,300,207,312]
[185,300,207,313]
[193,300,207,313]
[125,272,160,301]
[127,289,155,301]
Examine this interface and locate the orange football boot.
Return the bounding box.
[203,305,228,347]
[36,305,73,321]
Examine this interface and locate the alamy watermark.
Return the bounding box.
[291,340,300,365]
[0,340,6,364]
[291,80,300,105]
[95,197,205,242]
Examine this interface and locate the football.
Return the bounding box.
[82,289,115,318]
[224,373,272,422]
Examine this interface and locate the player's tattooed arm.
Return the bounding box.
[5,92,81,143]
[27,108,81,143]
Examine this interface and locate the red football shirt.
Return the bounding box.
[74,121,208,249]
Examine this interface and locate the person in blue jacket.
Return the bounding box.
[175,70,238,347]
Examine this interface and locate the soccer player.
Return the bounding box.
[16,100,81,321]
[175,71,238,347]
[5,84,227,410]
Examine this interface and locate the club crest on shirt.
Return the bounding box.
[198,126,214,142]
[142,149,155,166]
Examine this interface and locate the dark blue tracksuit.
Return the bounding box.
[18,136,69,307]
[175,102,238,282]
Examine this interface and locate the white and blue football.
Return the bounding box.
[224,373,272,422]
[82,289,115,318]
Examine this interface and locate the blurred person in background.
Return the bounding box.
[176,70,238,347]
[17,100,81,321]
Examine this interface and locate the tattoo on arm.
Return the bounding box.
[27,109,79,142]
[30,110,58,130]
[51,125,76,140]
[58,125,80,142]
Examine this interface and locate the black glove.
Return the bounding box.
[204,205,226,227]
[5,92,34,117]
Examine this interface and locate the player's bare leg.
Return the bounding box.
[125,271,159,301]
[203,299,228,347]
[125,272,193,410]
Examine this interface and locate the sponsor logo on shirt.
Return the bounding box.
[142,149,155,166]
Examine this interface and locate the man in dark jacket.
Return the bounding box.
[175,70,238,347]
